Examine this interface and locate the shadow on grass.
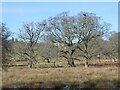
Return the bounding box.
[2,79,120,90]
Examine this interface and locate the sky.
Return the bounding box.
[1,2,118,38]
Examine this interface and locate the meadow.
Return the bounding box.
[2,58,120,89]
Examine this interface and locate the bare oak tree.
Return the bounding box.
[74,12,111,67]
[19,22,44,68]
[44,12,77,67]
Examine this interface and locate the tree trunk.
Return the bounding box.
[112,58,116,62]
[28,60,33,68]
[68,55,75,67]
[47,59,50,63]
[84,59,89,68]
[98,57,100,63]
[53,61,56,67]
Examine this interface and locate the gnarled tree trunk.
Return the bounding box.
[28,60,33,68]
[84,59,89,68]
[67,49,76,67]
[68,55,75,67]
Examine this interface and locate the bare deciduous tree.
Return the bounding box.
[44,12,77,67]
[19,22,44,68]
[74,12,111,67]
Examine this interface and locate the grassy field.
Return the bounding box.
[2,59,120,89]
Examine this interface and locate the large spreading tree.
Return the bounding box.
[44,12,77,67]
[18,22,45,68]
[74,12,111,67]
[43,12,111,67]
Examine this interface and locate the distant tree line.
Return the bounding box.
[0,11,119,68]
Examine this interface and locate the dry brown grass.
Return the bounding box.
[2,59,119,89]
[0,68,2,89]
